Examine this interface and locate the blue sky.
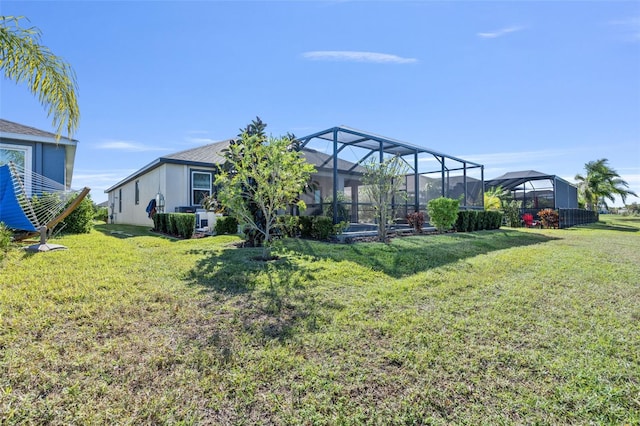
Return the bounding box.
[2,1,639,206]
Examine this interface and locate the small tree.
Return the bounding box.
[215,129,316,259]
[427,197,459,232]
[362,156,409,242]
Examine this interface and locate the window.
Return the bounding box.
[135,180,140,205]
[0,144,32,193]
[191,171,212,205]
[119,188,122,213]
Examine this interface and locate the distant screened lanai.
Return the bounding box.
[485,170,578,209]
[296,126,484,223]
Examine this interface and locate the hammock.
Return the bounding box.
[0,162,90,246]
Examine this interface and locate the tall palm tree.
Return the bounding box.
[575,159,637,211]
[1,16,79,139]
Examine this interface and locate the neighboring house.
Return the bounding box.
[0,119,78,189]
[104,139,365,226]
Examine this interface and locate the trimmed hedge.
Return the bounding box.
[455,210,502,232]
[153,213,195,238]
[215,216,238,235]
[277,215,344,241]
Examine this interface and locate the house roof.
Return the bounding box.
[0,119,77,144]
[485,170,574,191]
[105,139,364,193]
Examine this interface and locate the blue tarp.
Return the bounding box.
[0,164,37,231]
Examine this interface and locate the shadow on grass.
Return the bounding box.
[94,223,178,240]
[282,229,560,279]
[185,246,332,342]
[570,221,639,233]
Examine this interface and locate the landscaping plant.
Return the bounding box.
[427,197,459,232]
[537,208,559,229]
[406,211,425,233]
[362,155,409,242]
[216,118,316,259]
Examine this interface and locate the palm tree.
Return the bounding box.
[575,159,637,211]
[484,185,509,211]
[1,16,79,139]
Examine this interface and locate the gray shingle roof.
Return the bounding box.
[0,119,76,142]
[161,139,232,164]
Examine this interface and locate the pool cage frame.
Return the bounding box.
[296,126,484,224]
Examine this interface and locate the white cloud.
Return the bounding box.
[96,140,169,152]
[302,51,417,64]
[607,16,640,42]
[477,26,525,39]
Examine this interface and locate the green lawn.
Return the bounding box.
[1,216,639,424]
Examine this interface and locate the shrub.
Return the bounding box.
[428,197,459,232]
[168,214,179,236]
[94,206,108,222]
[538,209,559,229]
[312,216,334,240]
[504,200,522,228]
[61,195,94,234]
[455,210,474,232]
[299,216,314,238]
[154,213,168,233]
[0,222,12,252]
[455,210,502,232]
[486,211,503,229]
[215,216,238,235]
[173,213,195,238]
[276,215,300,238]
[406,211,425,233]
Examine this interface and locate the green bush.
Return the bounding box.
[173,213,195,238]
[215,216,238,235]
[486,211,503,229]
[61,195,94,234]
[427,197,460,232]
[153,213,169,233]
[455,210,475,232]
[152,213,195,238]
[94,206,108,222]
[277,215,300,237]
[168,215,178,236]
[312,216,335,240]
[299,216,314,238]
[456,210,503,232]
[504,200,522,227]
[0,222,12,252]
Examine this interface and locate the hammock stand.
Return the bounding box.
[0,162,90,252]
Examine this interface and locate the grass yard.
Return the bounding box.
[1,216,639,424]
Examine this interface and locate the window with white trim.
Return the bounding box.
[0,143,33,193]
[191,171,212,205]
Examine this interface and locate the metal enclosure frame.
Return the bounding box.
[297,126,485,223]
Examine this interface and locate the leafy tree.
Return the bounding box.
[1,16,79,139]
[427,197,459,232]
[216,119,316,259]
[575,159,637,211]
[361,156,409,242]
